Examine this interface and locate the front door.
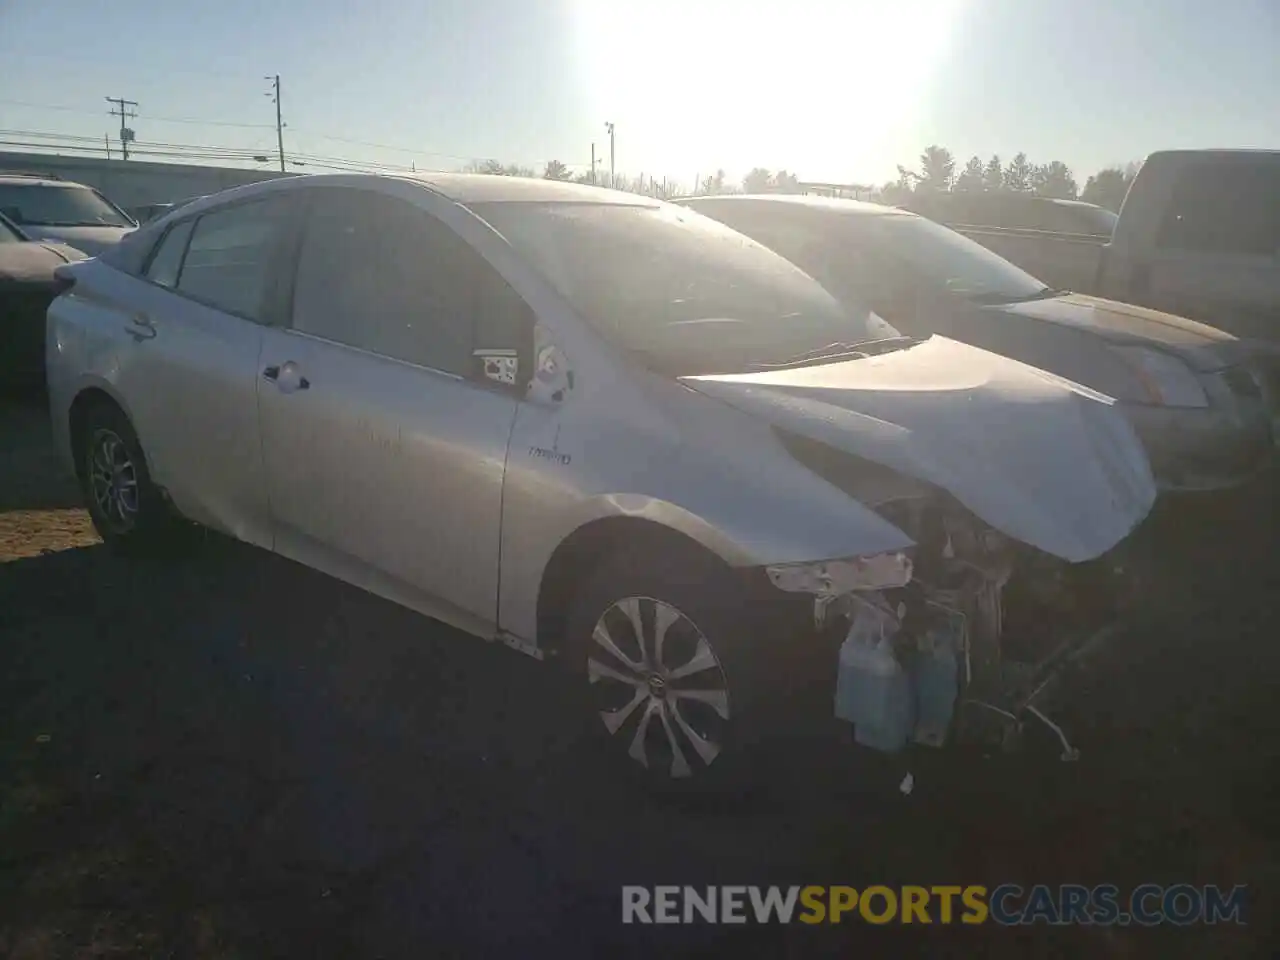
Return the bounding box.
[257,185,533,633]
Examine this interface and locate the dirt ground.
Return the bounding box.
[1,393,1277,958]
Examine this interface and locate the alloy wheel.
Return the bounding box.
[587,596,731,779]
[88,428,140,533]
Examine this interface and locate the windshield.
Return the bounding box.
[474,201,890,376]
[870,214,1052,304]
[0,184,134,228]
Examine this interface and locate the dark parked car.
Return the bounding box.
[677,194,1274,493]
[0,172,136,256]
[0,212,87,390]
[903,192,1119,236]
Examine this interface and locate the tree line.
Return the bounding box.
[467,146,1141,212]
[876,146,1140,212]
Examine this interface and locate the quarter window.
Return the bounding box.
[144,219,195,288]
[177,199,288,321]
[290,188,533,376]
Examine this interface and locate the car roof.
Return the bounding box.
[678,193,912,218]
[1147,148,1280,160]
[413,172,659,205]
[174,171,661,215]
[1032,197,1110,210]
[0,174,90,188]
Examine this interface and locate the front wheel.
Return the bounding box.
[563,547,780,795]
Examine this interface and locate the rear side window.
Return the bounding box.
[144,219,195,288]
[1157,162,1280,257]
[177,199,289,321]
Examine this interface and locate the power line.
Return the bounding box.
[0,99,276,129]
[1,123,596,178]
[0,129,268,160]
[291,129,499,165]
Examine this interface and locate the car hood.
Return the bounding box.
[18,225,134,257]
[0,241,86,285]
[995,292,1248,371]
[680,336,1157,563]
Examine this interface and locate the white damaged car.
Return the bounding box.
[45,174,1157,790]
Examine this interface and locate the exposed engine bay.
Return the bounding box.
[770,430,1135,760]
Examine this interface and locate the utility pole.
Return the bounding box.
[105,97,137,160]
[104,134,111,160]
[590,143,596,185]
[265,75,285,172]
[604,122,615,188]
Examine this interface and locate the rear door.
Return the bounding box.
[111,195,293,548]
[257,184,531,634]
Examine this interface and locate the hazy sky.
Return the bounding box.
[1,0,1276,188]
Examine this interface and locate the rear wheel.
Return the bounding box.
[563,546,780,796]
[77,403,184,555]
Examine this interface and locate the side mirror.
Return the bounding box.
[475,348,520,387]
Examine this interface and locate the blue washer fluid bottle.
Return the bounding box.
[834,603,914,753]
[911,621,960,747]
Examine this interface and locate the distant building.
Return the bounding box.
[796,181,877,201]
[0,151,295,212]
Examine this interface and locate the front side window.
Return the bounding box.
[1157,163,1280,257]
[144,219,196,289]
[291,188,532,375]
[0,183,133,228]
[475,201,881,376]
[177,199,289,321]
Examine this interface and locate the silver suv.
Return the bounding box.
[45,174,1157,790]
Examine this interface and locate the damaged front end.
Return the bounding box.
[770,432,1139,763]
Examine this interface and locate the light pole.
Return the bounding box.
[604,121,615,188]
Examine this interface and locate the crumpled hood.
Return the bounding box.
[19,225,134,258]
[681,336,1157,563]
[997,292,1247,371]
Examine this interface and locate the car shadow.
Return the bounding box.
[0,392,82,512]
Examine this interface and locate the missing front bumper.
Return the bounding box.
[953,618,1127,761]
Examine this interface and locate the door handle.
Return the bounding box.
[124,313,156,341]
[263,362,309,392]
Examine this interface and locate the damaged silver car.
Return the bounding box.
[45,174,1158,791]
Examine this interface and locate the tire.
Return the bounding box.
[77,403,184,555]
[562,544,784,798]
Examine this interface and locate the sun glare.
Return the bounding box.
[571,0,965,183]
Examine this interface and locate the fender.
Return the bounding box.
[497,384,917,646]
[54,375,148,482]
